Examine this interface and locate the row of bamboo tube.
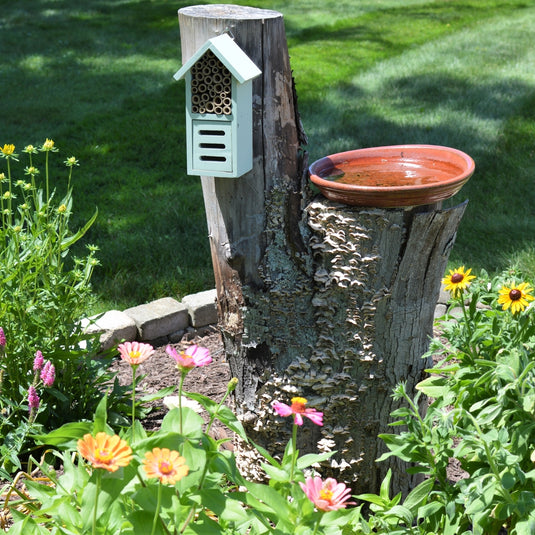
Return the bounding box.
[191,50,232,115]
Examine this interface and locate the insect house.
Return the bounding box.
[174,33,262,178]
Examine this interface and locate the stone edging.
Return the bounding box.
[83,289,218,351]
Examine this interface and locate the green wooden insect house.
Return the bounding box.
[174,33,262,178]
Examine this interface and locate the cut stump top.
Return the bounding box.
[179,5,282,20]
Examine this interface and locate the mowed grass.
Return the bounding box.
[1,0,534,312]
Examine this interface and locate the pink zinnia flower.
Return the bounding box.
[33,350,44,371]
[166,344,211,371]
[300,476,355,511]
[28,386,40,410]
[41,361,55,387]
[117,341,154,366]
[272,396,323,426]
[0,327,6,347]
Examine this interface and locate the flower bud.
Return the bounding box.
[28,386,40,410]
[33,350,44,371]
[227,377,239,393]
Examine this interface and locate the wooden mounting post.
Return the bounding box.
[178,5,467,495]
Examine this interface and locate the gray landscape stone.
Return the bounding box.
[182,289,218,327]
[83,310,138,351]
[124,297,189,341]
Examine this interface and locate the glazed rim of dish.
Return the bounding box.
[308,144,475,192]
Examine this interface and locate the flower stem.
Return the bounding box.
[150,482,163,535]
[290,422,298,482]
[178,370,186,434]
[205,378,235,436]
[131,365,138,441]
[92,470,102,535]
[312,515,321,535]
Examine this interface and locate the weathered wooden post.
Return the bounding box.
[176,5,470,495]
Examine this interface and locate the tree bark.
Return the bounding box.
[178,5,468,495]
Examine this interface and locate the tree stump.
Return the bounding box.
[177,5,468,495]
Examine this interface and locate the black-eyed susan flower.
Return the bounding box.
[442,266,476,297]
[143,447,189,485]
[498,282,535,314]
[77,432,132,472]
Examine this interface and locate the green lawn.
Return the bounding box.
[1,0,534,312]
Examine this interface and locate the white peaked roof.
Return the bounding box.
[174,33,261,84]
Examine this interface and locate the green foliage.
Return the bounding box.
[378,269,535,534]
[0,142,131,474]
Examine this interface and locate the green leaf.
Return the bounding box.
[160,406,203,439]
[416,376,448,398]
[32,421,93,448]
[417,501,444,519]
[296,451,334,470]
[384,504,414,525]
[402,478,434,513]
[244,480,292,517]
[261,463,291,482]
[60,207,98,250]
[138,386,176,403]
[93,394,108,433]
[128,510,165,535]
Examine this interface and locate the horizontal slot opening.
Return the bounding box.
[200,143,226,149]
[200,155,227,162]
[199,129,225,136]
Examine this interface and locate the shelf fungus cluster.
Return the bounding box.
[190,49,233,115]
[229,198,456,495]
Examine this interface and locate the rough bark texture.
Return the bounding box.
[178,5,467,495]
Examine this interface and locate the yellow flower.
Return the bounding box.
[58,204,67,213]
[1,144,15,156]
[143,447,189,485]
[442,266,476,297]
[64,156,79,167]
[498,282,535,314]
[41,138,56,151]
[77,432,132,472]
[25,166,39,176]
[23,145,37,154]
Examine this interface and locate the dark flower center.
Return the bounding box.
[451,273,464,283]
[509,289,522,301]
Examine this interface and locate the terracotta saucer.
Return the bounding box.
[308,144,475,207]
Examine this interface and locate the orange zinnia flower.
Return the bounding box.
[143,447,189,485]
[77,432,133,472]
